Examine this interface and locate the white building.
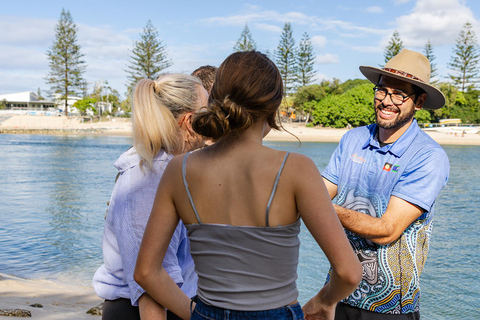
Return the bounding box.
[54,94,83,115]
[0,91,57,115]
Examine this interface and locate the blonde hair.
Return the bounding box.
[132,73,202,170]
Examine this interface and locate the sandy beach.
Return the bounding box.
[1,114,479,318]
[0,274,102,319]
[1,114,479,146]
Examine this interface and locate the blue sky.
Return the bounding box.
[1,0,479,98]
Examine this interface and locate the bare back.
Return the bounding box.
[174,142,299,227]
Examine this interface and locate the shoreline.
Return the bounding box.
[1,115,480,146]
[0,273,102,319]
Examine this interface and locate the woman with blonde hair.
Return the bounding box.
[93,73,208,320]
[135,51,362,320]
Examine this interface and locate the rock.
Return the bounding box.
[0,308,32,317]
[29,303,43,308]
[86,302,103,316]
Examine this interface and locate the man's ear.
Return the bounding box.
[415,93,427,110]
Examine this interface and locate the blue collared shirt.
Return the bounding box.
[92,148,197,306]
[323,119,449,314]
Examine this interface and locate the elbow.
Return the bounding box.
[335,259,362,288]
[133,266,148,287]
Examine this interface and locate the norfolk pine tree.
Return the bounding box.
[46,9,86,116]
[448,22,480,92]
[234,24,257,52]
[383,30,404,65]
[275,22,297,95]
[423,40,438,84]
[297,32,316,87]
[126,20,172,91]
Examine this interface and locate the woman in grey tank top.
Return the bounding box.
[135,51,362,320]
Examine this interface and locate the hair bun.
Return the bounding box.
[192,97,253,139]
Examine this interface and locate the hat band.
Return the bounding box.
[382,68,425,83]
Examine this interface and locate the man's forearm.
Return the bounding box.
[333,204,394,243]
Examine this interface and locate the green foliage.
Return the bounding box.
[423,40,438,83]
[338,79,371,92]
[415,109,432,123]
[435,82,480,123]
[383,30,404,65]
[73,97,97,115]
[448,22,480,92]
[0,99,7,110]
[234,24,257,52]
[297,32,316,87]
[310,83,375,128]
[292,79,342,113]
[126,20,172,90]
[275,22,297,95]
[45,9,86,116]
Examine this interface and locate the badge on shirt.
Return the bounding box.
[383,162,392,171]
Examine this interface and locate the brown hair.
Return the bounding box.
[191,65,217,93]
[192,51,283,140]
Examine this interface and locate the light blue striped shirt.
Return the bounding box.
[92,148,197,306]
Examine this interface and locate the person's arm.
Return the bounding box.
[333,196,423,246]
[322,178,337,200]
[134,157,192,320]
[138,293,166,320]
[290,154,361,320]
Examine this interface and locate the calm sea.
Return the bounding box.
[0,134,478,319]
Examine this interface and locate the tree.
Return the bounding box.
[423,40,438,84]
[297,32,316,87]
[233,24,257,52]
[126,20,172,90]
[45,9,86,116]
[73,97,97,115]
[448,22,480,92]
[36,88,45,100]
[383,30,404,65]
[275,22,297,95]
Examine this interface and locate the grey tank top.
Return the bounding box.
[182,151,301,311]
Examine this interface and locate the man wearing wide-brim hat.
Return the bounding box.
[320,49,450,319]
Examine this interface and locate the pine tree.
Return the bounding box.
[383,30,404,65]
[275,22,297,95]
[448,22,480,92]
[45,9,86,116]
[297,32,316,87]
[126,20,172,90]
[423,40,438,84]
[233,24,257,52]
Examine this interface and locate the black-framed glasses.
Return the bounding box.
[373,86,415,106]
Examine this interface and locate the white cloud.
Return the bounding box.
[366,6,383,13]
[254,23,283,33]
[311,35,327,48]
[316,54,340,64]
[395,0,478,46]
[0,15,55,46]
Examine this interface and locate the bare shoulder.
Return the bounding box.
[284,152,318,171]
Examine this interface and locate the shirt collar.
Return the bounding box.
[362,118,420,157]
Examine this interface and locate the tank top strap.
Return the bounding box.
[265,152,290,227]
[182,151,202,224]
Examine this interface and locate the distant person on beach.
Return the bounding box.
[191,65,217,93]
[134,50,362,320]
[322,49,450,319]
[92,74,208,320]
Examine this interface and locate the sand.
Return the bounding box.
[1,115,479,145]
[0,274,102,319]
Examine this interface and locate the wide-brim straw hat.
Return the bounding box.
[359,49,445,110]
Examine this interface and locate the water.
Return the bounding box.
[0,134,479,318]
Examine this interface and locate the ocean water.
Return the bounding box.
[0,134,478,318]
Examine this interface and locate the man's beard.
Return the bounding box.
[375,103,415,130]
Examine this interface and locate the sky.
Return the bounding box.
[1,0,479,99]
